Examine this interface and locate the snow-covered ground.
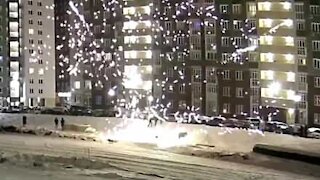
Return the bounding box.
[0,113,318,153]
[0,134,319,180]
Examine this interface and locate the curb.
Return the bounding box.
[253,144,320,165]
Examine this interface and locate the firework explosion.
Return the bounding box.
[56,0,289,147]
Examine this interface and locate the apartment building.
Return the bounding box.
[53,0,319,126]
[22,0,56,107]
[0,1,8,107]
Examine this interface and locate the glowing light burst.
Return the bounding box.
[103,118,192,149]
[58,1,289,148]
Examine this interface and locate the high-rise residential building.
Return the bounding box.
[54,0,320,126]
[3,0,56,108]
[0,1,9,107]
[22,0,56,107]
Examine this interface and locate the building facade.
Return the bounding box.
[54,0,320,126]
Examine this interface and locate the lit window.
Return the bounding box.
[287,72,295,82]
[29,29,34,35]
[258,2,271,11]
[74,81,80,89]
[29,68,34,74]
[38,68,44,75]
[261,70,274,80]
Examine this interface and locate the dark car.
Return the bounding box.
[69,106,92,116]
[206,116,226,127]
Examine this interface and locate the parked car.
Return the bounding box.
[5,106,22,113]
[307,127,320,139]
[246,117,262,129]
[45,107,69,115]
[266,121,290,134]
[69,105,92,116]
[222,118,239,128]
[206,116,226,127]
[289,124,303,135]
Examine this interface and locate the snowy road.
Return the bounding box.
[0,134,318,180]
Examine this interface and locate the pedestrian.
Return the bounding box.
[61,117,65,130]
[54,117,59,129]
[22,116,27,127]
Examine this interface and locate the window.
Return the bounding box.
[221,37,230,47]
[223,70,230,80]
[206,52,216,61]
[249,52,258,62]
[179,84,185,94]
[38,20,42,26]
[312,41,320,51]
[74,81,80,89]
[235,105,244,114]
[297,38,306,55]
[223,86,230,97]
[233,20,242,30]
[28,0,33,5]
[190,51,201,60]
[38,59,43,64]
[38,68,44,75]
[164,21,172,31]
[0,77,2,83]
[247,2,257,17]
[248,19,256,30]
[37,1,42,6]
[298,56,306,66]
[38,40,43,45]
[30,89,34,94]
[315,77,320,88]
[314,58,320,69]
[37,11,42,16]
[312,23,320,32]
[314,95,320,106]
[29,68,34,74]
[39,89,43,94]
[28,10,33,15]
[39,79,43,84]
[177,37,184,45]
[28,19,33,24]
[0,67,3,73]
[221,20,229,30]
[296,20,305,31]
[38,30,43,35]
[29,39,34,44]
[207,84,216,93]
[176,21,185,30]
[236,88,244,98]
[29,79,34,84]
[310,5,320,16]
[299,73,307,83]
[232,4,241,14]
[29,29,34,35]
[177,52,185,62]
[234,37,243,47]
[192,67,202,82]
[315,113,320,125]
[220,4,229,13]
[167,68,173,77]
[223,103,230,114]
[235,71,243,81]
